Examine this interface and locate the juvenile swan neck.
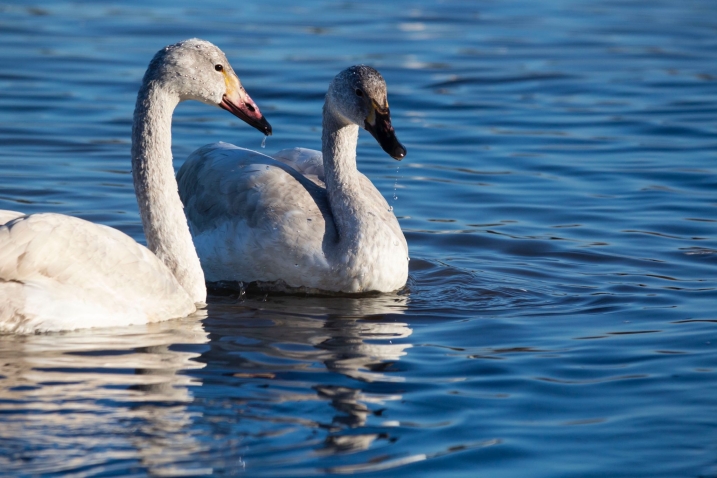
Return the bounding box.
[132,81,206,303]
[321,103,367,244]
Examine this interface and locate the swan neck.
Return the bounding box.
[322,103,367,243]
[131,81,206,303]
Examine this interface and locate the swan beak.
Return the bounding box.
[364,104,406,160]
[219,74,272,136]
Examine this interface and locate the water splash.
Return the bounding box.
[261,136,267,148]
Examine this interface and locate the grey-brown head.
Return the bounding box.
[144,39,272,135]
[327,65,406,160]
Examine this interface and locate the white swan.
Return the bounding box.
[178,66,408,294]
[0,39,271,333]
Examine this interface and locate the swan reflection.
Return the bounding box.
[0,315,211,476]
[201,292,412,457]
[0,293,414,473]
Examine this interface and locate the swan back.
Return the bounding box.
[0,214,195,333]
[0,210,24,226]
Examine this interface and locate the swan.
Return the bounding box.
[177,65,408,294]
[0,39,271,333]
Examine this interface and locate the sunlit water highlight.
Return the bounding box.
[0,0,716,476]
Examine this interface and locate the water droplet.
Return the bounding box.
[392,165,400,201]
[388,205,393,212]
[261,136,267,148]
[262,293,268,302]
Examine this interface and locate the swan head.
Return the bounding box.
[327,65,406,160]
[146,39,272,135]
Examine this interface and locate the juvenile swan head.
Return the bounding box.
[326,65,406,160]
[142,38,272,135]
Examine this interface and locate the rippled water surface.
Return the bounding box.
[1,0,716,476]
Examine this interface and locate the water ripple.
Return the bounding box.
[1,0,716,475]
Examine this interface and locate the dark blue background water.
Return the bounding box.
[1,1,716,476]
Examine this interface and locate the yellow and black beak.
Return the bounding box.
[364,102,406,160]
[219,70,272,136]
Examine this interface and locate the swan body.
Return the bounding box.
[179,66,408,294]
[0,210,24,225]
[0,39,271,333]
[0,213,195,333]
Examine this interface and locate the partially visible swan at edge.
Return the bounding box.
[178,65,408,294]
[0,39,271,334]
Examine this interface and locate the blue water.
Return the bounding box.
[1,0,716,476]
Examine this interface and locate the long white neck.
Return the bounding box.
[321,103,370,251]
[131,82,206,303]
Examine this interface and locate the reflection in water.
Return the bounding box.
[0,0,715,474]
[0,316,211,476]
[0,294,416,474]
[199,292,414,465]
[314,313,411,452]
[320,315,412,383]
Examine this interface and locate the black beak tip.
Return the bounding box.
[365,117,406,160]
[391,143,407,160]
[262,118,273,136]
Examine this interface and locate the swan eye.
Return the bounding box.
[355,89,363,97]
[215,64,224,72]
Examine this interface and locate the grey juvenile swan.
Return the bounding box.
[0,39,271,333]
[178,65,408,294]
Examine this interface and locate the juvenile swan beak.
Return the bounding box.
[364,104,406,160]
[220,72,272,136]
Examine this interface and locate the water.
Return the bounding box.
[1,0,716,476]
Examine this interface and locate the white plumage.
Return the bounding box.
[178,66,409,294]
[0,214,195,333]
[0,39,271,333]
